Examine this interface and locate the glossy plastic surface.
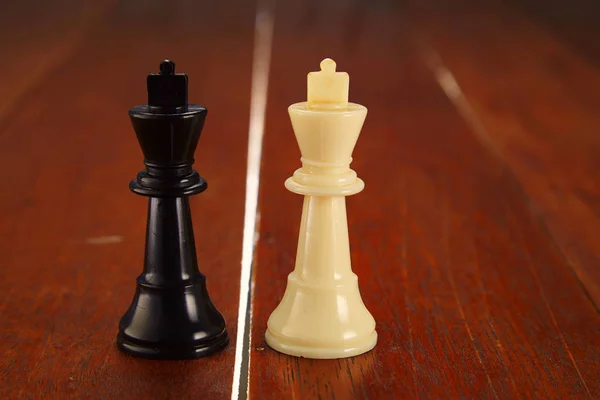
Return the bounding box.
[117,60,228,359]
[265,59,377,359]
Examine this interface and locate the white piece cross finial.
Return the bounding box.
[307,58,349,107]
[320,58,336,72]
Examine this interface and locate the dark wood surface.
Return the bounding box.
[1,0,600,399]
[250,1,600,398]
[0,1,255,398]
[411,0,600,309]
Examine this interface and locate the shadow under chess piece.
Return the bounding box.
[265,58,377,359]
[117,60,228,360]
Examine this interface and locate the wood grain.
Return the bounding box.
[507,0,600,67]
[408,0,600,306]
[2,0,600,398]
[0,1,255,398]
[0,0,118,124]
[249,1,600,399]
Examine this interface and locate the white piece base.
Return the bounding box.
[265,329,377,359]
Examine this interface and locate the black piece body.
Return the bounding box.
[117,60,228,359]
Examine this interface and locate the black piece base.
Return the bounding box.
[117,270,229,360]
[117,328,229,360]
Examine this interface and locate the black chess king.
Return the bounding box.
[117,60,229,359]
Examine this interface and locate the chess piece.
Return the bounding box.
[117,60,228,359]
[265,58,377,359]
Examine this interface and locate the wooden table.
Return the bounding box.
[1,0,599,398]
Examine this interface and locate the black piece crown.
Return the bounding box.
[128,60,208,197]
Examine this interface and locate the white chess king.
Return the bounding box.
[265,58,377,359]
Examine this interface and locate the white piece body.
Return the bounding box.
[265,59,377,359]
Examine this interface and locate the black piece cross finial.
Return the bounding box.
[160,59,175,74]
[147,59,188,108]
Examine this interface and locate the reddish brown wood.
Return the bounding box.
[507,0,600,66]
[0,1,255,398]
[250,2,600,399]
[0,0,118,122]
[3,0,600,398]
[408,0,600,306]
